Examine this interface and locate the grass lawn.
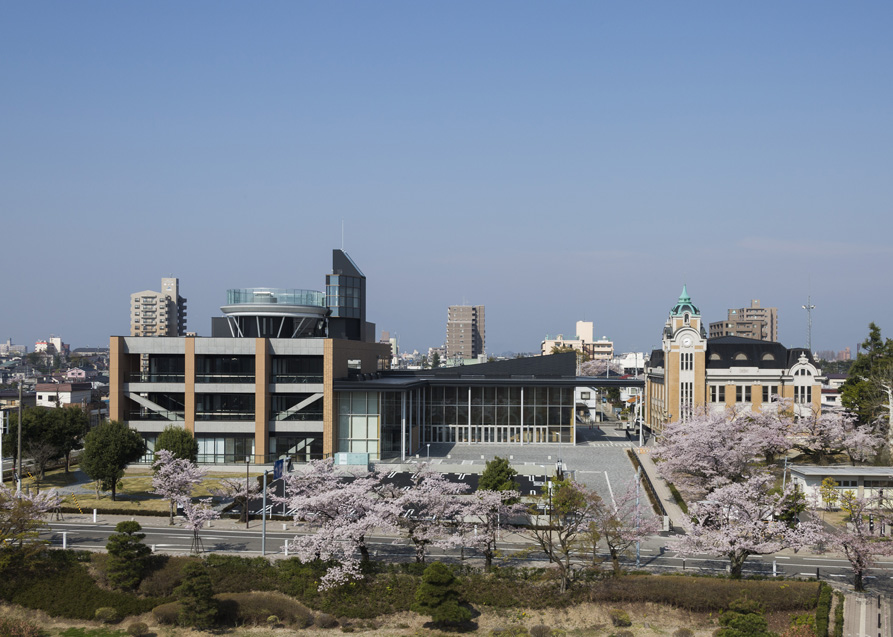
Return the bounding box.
[22,466,266,514]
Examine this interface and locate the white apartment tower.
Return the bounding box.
[445,305,485,360]
[130,277,188,337]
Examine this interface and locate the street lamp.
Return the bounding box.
[245,455,250,529]
[539,464,553,562]
[261,468,271,555]
[426,443,430,461]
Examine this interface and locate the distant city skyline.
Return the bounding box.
[2,2,891,357]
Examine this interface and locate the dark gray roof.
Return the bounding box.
[706,336,790,369]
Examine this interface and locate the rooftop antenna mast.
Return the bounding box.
[802,296,815,353]
[341,220,344,250]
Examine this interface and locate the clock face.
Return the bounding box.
[682,337,692,347]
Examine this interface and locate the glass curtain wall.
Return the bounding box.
[423,385,572,444]
[197,435,255,464]
[272,356,324,383]
[270,434,323,462]
[337,392,380,455]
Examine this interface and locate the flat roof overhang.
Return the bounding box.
[334,375,644,392]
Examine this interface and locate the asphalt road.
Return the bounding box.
[40,517,893,587]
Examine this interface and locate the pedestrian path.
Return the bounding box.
[631,446,688,532]
[843,592,891,637]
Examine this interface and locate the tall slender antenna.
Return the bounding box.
[341,221,344,250]
[802,296,816,352]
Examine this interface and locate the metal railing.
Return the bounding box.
[272,374,323,384]
[126,373,185,383]
[195,373,256,383]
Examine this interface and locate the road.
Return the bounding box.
[40,517,893,584]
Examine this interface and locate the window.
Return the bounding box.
[681,352,693,371]
[736,386,751,402]
[762,385,777,402]
[796,385,813,404]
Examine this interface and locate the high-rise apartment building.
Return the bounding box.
[130,277,187,337]
[445,305,485,360]
[708,299,778,342]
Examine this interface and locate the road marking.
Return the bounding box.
[605,471,616,509]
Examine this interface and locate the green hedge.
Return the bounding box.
[581,575,819,613]
[815,583,832,637]
[667,483,689,514]
[833,592,844,637]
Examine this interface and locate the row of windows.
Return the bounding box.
[709,384,781,403]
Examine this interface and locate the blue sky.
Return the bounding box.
[2,2,892,357]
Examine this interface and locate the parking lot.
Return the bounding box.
[387,422,654,517]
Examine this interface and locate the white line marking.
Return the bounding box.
[605,471,616,509]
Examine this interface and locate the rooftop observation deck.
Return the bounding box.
[226,288,325,307]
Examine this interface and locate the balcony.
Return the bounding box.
[196,373,256,384]
[272,374,324,384]
[127,373,185,383]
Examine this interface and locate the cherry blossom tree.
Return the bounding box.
[676,473,823,578]
[580,359,624,377]
[654,408,764,493]
[463,489,526,568]
[590,479,661,576]
[523,479,603,593]
[388,466,471,564]
[213,476,270,524]
[151,450,208,525]
[279,459,398,589]
[792,410,883,464]
[0,485,61,558]
[179,497,220,554]
[824,493,893,591]
[744,401,794,465]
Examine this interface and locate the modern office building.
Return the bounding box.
[708,299,778,342]
[112,251,388,463]
[444,305,485,361]
[644,287,822,431]
[110,252,636,463]
[130,278,188,337]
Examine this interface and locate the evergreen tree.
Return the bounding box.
[841,323,893,424]
[106,521,151,590]
[478,456,518,493]
[411,562,471,626]
[80,420,146,501]
[175,561,218,629]
[154,424,199,463]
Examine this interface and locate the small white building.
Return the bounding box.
[789,466,893,504]
[34,382,93,408]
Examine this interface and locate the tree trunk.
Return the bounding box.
[169,500,175,525]
[729,552,747,579]
[854,569,865,592]
[359,541,370,564]
[610,548,622,576]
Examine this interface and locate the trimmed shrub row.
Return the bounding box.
[581,575,820,613]
[833,592,844,637]
[815,583,832,637]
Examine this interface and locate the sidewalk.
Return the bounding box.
[633,447,688,532]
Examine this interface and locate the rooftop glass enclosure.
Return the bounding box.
[226,289,325,306]
[221,289,328,338]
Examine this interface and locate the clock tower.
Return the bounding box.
[661,285,707,423]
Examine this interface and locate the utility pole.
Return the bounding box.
[802,296,816,354]
[17,381,23,496]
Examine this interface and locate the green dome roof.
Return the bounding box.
[670,285,700,316]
